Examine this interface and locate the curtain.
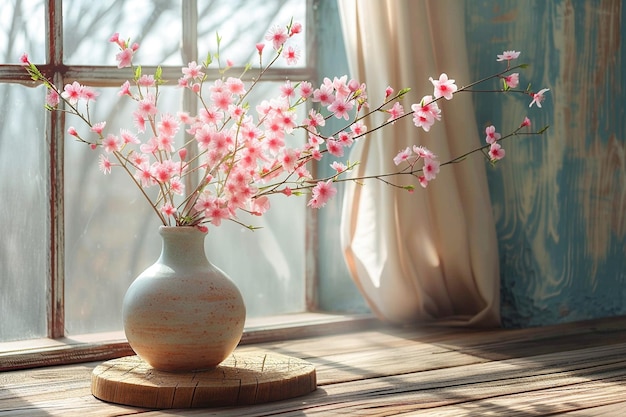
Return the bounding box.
[337,0,500,327]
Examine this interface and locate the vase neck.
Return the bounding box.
[158,227,209,267]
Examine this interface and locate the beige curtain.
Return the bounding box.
[338,0,500,327]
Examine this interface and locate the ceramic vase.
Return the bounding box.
[122,226,246,372]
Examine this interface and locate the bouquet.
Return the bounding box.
[21,21,549,232]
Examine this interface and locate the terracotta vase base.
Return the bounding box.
[91,351,317,408]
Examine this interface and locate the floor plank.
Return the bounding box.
[1,317,626,416]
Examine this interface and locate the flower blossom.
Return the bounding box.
[282,45,300,65]
[330,161,347,173]
[307,180,337,209]
[529,88,550,108]
[489,142,506,161]
[497,50,521,61]
[504,73,519,88]
[98,154,112,174]
[429,73,457,100]
[411,95,441,132]
[62,81,83,105]
[46,89,60,107]
[115,48,135,68]
[387,102,405,123]
[265,25,289,50]
[485,125,501,144]
[182,61,204,80]
[328,98,354,120]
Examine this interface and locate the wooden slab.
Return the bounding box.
[91,352,316,408]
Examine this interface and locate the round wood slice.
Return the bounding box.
[91,351,316,408]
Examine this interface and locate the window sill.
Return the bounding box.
[0,312,377,371]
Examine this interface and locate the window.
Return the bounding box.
[1,0,368,361]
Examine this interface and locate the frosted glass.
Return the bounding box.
[63,0,183,66]
[0,0,45,64]
[0,84,48,342]
[196,0,307,68]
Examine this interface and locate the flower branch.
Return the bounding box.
[21,25,550,230]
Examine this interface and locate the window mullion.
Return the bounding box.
[46,0,65,339]
[181,0,199,195]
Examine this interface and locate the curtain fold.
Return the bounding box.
[338,0,500,327]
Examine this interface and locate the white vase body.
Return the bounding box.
[122,226,246,372]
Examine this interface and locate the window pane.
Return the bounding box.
[0,0,45,64]
[197,0,307,68]
[0,84,48,342]
[63,0,183,66]
[64,82,306,335]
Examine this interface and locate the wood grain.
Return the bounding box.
[2,316,626,416]
[90,352,316,408]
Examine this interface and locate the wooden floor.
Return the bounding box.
[2,316,626,416]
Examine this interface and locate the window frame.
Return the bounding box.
[0,0,375,371]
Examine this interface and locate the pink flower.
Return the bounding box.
[67,126,78,137]
[280,80,295,99]
[330,161,347,173]
[299,81,313,98]
[120,128,139,144]
[225,77,246,95]
[118,80,132,97]
[98,155,112,174]
[387,102,404,123]
[102,134,121,153]
[61,81,83,105]
[160,202,176,217]
[529,88,550,108]
[489,143,506,161]
[80,86,99,102]
[282,45,300,65]
[497,50,521,61]
[136,94,158,116]
[46,89,60,107]
[157,113,179,138]
[504,73,519,88]
[385,86,394,99]
[350,121,366,136]
[393,147,413,166]
[328,98,353,120]
[182,61,204,80]
[90,121,106,134]
[307,180,337,209]
[413,145,435,160]
[255,43,265,55]
[326,139,344,157]
[429,73,457,100]
[115,48,134,68]
[521,117,531,127]
[109,32,124,48]
[423,157,440,181]
[251,196,270,216]
[485,125,501,144]
[265,25,288,50]
[411,96,441,132]
[138,74,155,87]
[312,84,335,106]
[290,22,303,35]
[20,53,29,65]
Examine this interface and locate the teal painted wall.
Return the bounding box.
[466,0,626,327]
[315,0,626,327]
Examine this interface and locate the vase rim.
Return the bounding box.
[158,225,206,234]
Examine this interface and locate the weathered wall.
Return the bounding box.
[466,0,626,327]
